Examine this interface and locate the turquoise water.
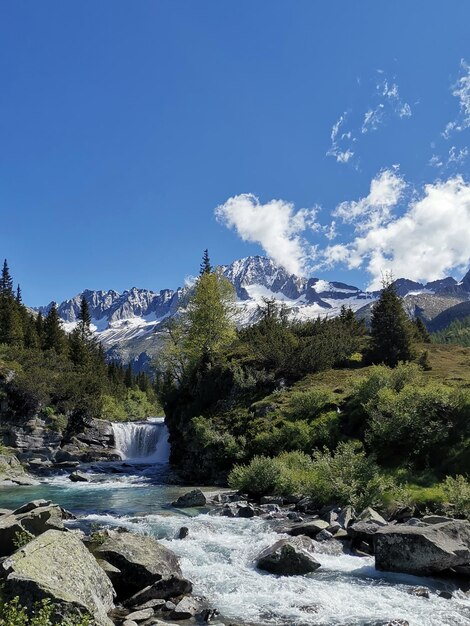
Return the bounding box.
[1,464,470,626]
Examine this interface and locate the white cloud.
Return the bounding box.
[428,146,468,169]
[334,168,405,232]
[328,73,411,162]
[442,59,470,138]
[326,113,355,163]
[333,176,470,289]
[215,194,319,275]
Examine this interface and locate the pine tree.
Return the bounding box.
[199,249,212,275]
[43,303,67,353]
[15,284,22,304]
[124,363,134,388]
[367,281,414,367]
[0,259,13,296]
[413,317,431,343]
[77,297,93,342]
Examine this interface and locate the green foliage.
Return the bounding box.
[364,382,467,467]
[308,442,393,510]
[228,443,392,509]
[0,598,91,626]
[366,281,414,367]
[442,475,470,518]
[287,388,335,421]
[432,315,470,347]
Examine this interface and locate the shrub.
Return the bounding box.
[307,441,393,510]
[0,597,91,626]
[288,388,335,421]
[442,475,470,518]
[365,382,465,466]
[229,455,283,497]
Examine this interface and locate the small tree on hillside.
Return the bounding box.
[366,279,414,367]
[0,259,13,296]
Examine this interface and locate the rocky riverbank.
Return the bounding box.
[0,500,213,625]
[174,488,470,587]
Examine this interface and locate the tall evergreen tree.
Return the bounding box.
[16,284,22,304]
[413,317,431,343]
[0,259,13,295]
[43,303,67,353]
[367,281,414,367]
[199,249,212,275]
[77,296,93,342]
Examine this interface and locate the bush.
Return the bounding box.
[365,382,466,466]
[307,441,393,510]
[288,388,335,421]
[229,455,284,497]
[0,598,91,626]
[442,475,470,518]
[228,443,392,509]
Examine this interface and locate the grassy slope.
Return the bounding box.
[247,344,470,510]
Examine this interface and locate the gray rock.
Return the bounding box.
[125,608,154,621]
[256,537,321,576]
[178,526,189,539]
[357,507,387,525]
[237,504,256,518]
[408,586,430,598]
[69,470,90,482]
[95,531,183,598]
[438,590,453,599]
[260,496,284,506]
[170,595,202,620]
[337,505,356,529]
[0,529,114,626]
[122,621,138,626]
[288,520,329,538]
[375,519,470,575]
[0,502,65,557]
[260,504,281,514]
[349,520,388,551]
[422,515,456,525]
[124,575,192,606]
[315,529,333,542]
[172,489,207,508]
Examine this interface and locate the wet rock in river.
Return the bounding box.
[256,537,321,576]
[171,488,207,508]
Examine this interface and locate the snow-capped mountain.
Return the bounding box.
[38,256,470,369]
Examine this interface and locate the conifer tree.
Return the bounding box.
[199,249,212,275]
[77,297,93,342]
[413,317,431,343]
[16,284,22,304]
[0,259,13,296]
[43,303,67,353]
[367,280,414,367]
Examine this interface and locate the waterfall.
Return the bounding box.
[111,417,170,463]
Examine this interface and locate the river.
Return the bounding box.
[0,419,469,626]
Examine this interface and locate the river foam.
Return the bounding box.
[73,511,470,626]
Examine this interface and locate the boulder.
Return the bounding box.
[95,531,183,598]
[69,470,89,482]
[357,507,387,525]
[125,608,154,621]
[178,526,189,539]
[0,501,65,557]
[337,505,356,529]
[171,489,207,508]
[287,519,329,539]
[0,454,39,486]
[375,519,470,575]
[260,495,284,506]
[256,537,321,576]
[349,520,387,544]
[124,576,193,607]
[170,596,203,620]
[0,529,114,626]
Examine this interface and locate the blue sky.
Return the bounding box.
[2,1,470,305]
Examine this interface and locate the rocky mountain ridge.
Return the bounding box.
[37,256,470,368]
